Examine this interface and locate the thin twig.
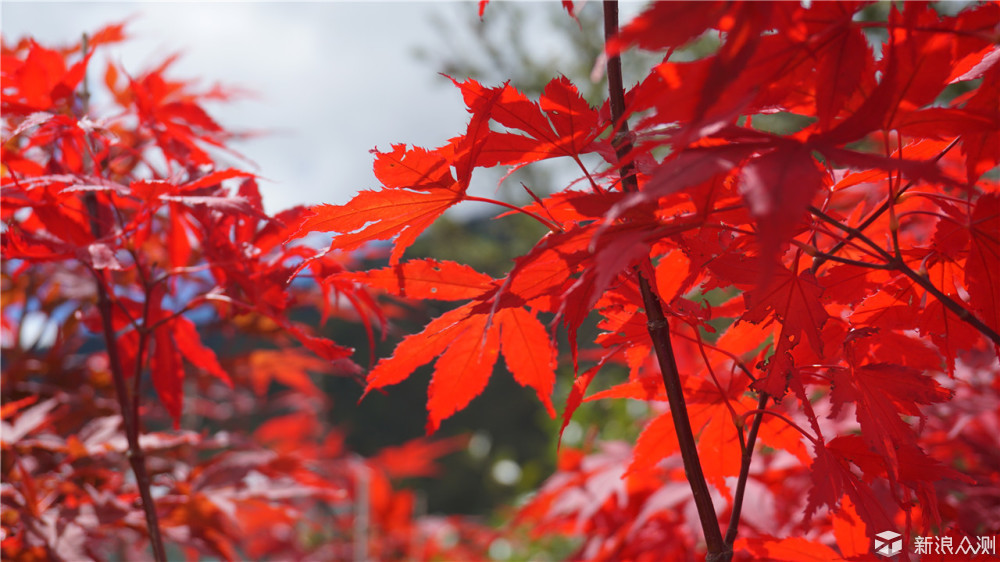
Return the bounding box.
[809,137,960,273]
[810,205,1000,346]
[723,392,768,547]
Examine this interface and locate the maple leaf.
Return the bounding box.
[364,303,556,433]
[290,189,461,265]
[288,80,505,266]
[830,362,952,480]
[804,438,895,534]
[738,142,827,261]
[457,77,600,169]
[742,267,829,354]
[344,258,493,301]
[711,257,830,396]
[245,349,334,398]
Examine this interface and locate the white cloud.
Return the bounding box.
[2,2,470,213]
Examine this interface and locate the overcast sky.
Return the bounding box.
[2,2,484,214]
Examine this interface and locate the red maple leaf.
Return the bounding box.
[290,189,461,265]
[364,302,556,433]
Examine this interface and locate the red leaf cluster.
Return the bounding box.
[291,2,1000,558]
[1,25,489,560]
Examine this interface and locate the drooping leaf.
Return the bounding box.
[966,193,1000,336]
[364,301,557,433]
[425,312,501,433]
[171,315,232,387]
[364,304,475,394]
[738,142,827,261]
[804,438,895,533]
[627,411,679,476]
[152,327,185,428]
[830,363,952,479]
[497,307,557,417]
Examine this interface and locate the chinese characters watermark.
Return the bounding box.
[875,531,997,558]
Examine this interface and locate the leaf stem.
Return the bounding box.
[603,3,728,560]
[571,153,605,194]
[737,408,820,447]
[463,195,563,232]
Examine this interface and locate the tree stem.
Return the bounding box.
[602,4,729,560]
[80,34,168,562]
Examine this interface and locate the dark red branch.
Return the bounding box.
[84,196,168,562]
[80,34,168,562]
[603,3,729,560]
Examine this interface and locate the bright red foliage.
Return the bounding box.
[294,1,1000,559]
[4,1,1000,560]
[1,26,491,560]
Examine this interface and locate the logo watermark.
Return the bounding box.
[875,531,903,557]
[874,531,997,558]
